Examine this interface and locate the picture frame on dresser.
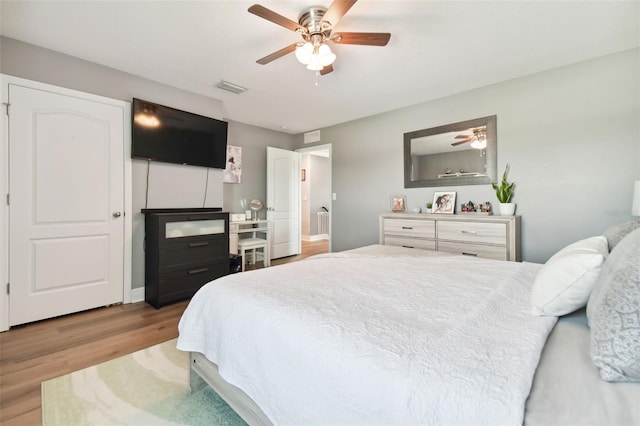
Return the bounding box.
[432,191,456,214]
[391,195,406,212]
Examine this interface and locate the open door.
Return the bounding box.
[266,147,301,259]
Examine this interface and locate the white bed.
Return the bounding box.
[177,243,640,425]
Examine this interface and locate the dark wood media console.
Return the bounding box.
[142,208,229,308]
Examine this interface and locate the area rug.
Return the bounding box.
[41,339,247,426]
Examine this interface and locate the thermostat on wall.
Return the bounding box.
[230,213,246,222]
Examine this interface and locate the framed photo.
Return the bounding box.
[432,191,456,214]
[391,195,406,212]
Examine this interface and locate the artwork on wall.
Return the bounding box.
[432,191,456,214]
[391,195,406,212]
[223,145,242,183]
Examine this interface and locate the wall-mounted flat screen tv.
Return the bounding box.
[132,98,228,169]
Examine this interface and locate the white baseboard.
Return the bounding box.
[131,287,145,303]
[307,234,329,241]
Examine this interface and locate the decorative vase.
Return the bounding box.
[498,202,516,216]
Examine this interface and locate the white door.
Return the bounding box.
[9,84,126,326]
[267,147,301,259]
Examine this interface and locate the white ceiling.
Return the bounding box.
[1,1,638,135]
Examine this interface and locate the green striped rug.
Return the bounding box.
[42,339,247,426]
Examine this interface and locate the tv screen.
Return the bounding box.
[132,98,228,169]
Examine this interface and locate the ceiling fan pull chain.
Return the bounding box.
[315,71,320,87]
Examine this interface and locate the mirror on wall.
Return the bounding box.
[404,115,497,188]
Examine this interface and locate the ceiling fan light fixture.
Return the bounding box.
[302,42,336,70]
[295,42,314,65]
[318,43,336,66]
[306,55,324,71]
[248,2,391,76]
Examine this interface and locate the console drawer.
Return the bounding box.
[384,218,435,238]
[384,236,436,251]
[438,241,507,261]
[156,261,227,305]
[159,239,228,271]
[438,221,506,245]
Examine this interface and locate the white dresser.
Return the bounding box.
[379,213,521,261]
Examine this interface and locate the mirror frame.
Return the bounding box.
[403,115,497,188]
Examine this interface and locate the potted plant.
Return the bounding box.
[491,164,516,215]
[425,202,433,213]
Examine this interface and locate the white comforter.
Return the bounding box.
[177,247,557,425]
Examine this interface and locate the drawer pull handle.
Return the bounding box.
[402,245,415,249]
[401,226,413,230]
[462,252,478,257]
[461,230,478,234]
[188,242,209,248]
[188,268,209,275]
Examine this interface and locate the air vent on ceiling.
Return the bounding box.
[216,80,248,94]
[304,130,321,144]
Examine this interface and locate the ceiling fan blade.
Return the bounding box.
[332,32,391,46]
[320,64,334,75]
[451,139,473,146]
[455,134,472,139]
[322,0,358,27]
[248,4,304,33]
[256,43,298,65]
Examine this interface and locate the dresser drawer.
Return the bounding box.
[384,218,435,238]
[159,239,228,271]
[157,261,227,303]
[438,241,508,261]
[384,236,436,251]
[437,221,506,245]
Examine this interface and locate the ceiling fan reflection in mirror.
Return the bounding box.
[248,0,391,75]
[452,127,488,149]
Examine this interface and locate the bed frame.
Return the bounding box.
[189,351,272,425]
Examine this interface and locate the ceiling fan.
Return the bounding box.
[248,0,391,75]
[452,127,487,149]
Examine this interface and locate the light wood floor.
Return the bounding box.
[0,239,328,426]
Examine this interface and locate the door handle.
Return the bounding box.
[188,242,209,248]
[112,211,122,218]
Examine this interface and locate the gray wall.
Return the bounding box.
[3,35,638,268]
[1,36,295,290]
[296,48,640,263]
[223,120,296,216]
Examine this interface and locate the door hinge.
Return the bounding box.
[6,283,9,295]
[2,102,9,116]
[6,193,8,206]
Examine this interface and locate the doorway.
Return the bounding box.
[296,144,331,254]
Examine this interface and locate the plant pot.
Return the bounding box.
[498,203,516,216]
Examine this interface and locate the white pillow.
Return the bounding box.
[531,236,608,316]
